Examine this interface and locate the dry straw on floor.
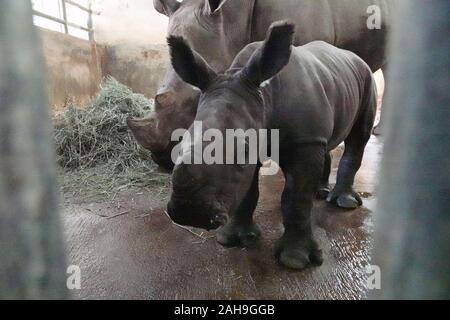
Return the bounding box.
[54,77,169,197]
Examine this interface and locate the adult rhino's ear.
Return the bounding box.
[204,0,228,14]
[168,36,217,91]
[154,0,180,16]
[242,21,295,87]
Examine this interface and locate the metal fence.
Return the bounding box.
[32,0,94,41]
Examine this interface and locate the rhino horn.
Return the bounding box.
[127,116,167,151]
[154,91,176,112]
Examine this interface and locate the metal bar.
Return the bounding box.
[61,0,68,34]
[32,10,92,33]
[65,0,91,13]
[87,1,94,41]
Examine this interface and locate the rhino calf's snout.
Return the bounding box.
[211,213,228,229]
[167,199,228,231]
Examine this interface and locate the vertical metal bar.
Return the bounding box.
[87,1,94,41]
[0,0,69,299]
[61,0,68,34]
[372,0,450,300]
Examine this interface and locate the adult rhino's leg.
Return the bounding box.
[316,152,332,200]
[327,87,377,209]
[216,167,261,248]
[276,145,325,270]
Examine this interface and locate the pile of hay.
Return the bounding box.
[55,77,169,196]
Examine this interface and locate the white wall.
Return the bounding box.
[92,0,169,45]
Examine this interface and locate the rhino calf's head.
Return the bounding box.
[166,21,294,230]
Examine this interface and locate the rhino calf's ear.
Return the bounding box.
[168,36,217,91]
[242,20,295,87]
[154,0,180,16]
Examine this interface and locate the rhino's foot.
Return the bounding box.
[316,184,331,200]
[275,234,323,270]
[326,187,363,209]
[216,221,261,248]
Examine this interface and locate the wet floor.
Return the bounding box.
[63,135,383,300]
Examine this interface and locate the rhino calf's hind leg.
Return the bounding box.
[316,152,332,200]
[216,168,261,248]
[276,145,325,270]
[327,95,376,209]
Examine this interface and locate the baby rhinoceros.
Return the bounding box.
[166,21,377,270]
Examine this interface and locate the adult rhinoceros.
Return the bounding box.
[128,0,394,170]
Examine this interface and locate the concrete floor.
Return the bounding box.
[63,135,383,300]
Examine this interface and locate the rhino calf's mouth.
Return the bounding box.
[167,200,228,230]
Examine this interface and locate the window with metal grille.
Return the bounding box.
[31,0,93,41]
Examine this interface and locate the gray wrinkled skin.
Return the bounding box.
[167,21,377,269]
[128,0,394,170]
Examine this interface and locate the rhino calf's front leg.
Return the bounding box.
[216,168,262,248]
[276,145,325,270]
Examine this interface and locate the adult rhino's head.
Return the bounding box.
[128,0,255,171]
[166,21,294,230]
[155,0,255,70]
[127,67,199,171]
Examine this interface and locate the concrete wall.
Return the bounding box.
[39,23,169,112]
[101,44,168,99]
[92,0,169,45]
[39,28,102,112]
[92,0,170,98]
